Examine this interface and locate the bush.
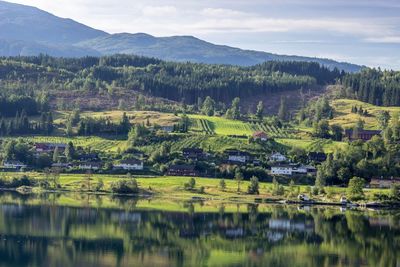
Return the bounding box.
[219,179,226,191]
[184,178,196,191]
[312,186,319,196]
[347,177,365,201]
[110,179,139,194]
[199,186,205,194]
[272,177,285,196]
[247,176,260,195]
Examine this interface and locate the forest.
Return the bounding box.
[0,54,343,109]
[340,68,400,106]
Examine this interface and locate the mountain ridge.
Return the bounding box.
[0,0,362,72]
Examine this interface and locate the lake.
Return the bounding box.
[0,192,398,267]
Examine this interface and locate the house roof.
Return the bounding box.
[168,165,196,170]
[345,129,382,135]
[119,159,143,165]
[183,148,204,153]
[4,160,26,165]
[252,131,268,138]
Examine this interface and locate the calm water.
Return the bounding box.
[0,192,399,267]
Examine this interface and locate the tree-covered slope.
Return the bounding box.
[340,68,400,106]
[0,54,342,106]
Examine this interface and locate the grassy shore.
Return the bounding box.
[0,172,390,205]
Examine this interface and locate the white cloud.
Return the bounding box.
[365,36,400,44]
[142,6,178,17]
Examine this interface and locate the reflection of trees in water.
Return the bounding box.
[0,194,399,266]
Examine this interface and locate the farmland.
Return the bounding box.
[188,115,296,138]
[0,136,127,153]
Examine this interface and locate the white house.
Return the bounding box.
[271,164,316,176]
[271,165,293,175]
[270,152,287,162]
[227,150,251,163]
[114,159,144,171]
[3,160,27,169]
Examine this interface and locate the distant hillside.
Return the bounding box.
[0,0,107,44]
[77,33,362,72]
[0,0,362,72]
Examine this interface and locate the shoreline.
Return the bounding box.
[2,186,399,210]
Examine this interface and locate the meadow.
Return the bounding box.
[0,136,127,153]
[329,99,400,129]
[1,172,389,207]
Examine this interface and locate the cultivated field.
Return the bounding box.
[0,136,127,153]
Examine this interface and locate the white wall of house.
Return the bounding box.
[228,155,247,163]
[271,167,293,175]
[115,162,143,170]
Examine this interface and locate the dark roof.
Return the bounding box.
[183,148,204,153]
[225,150,250,156]
[345,129,382,135]
[120,159,143,165]
[169,165,196,170]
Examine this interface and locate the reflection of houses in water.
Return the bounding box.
[268,219,314,233]
[110,212,141,223]
[266,231,284,242]
[225,228,244,238]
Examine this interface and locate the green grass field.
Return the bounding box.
[0,136,127,153]
[1,173,390,208]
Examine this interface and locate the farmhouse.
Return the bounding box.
[114,159,144,171]
[3,160,27,170]
[35,143,67,153]
[51,163,72,169]
[226,150,251,163]
[167,165,199,177]
[269,152,287,162]
[78,154,100,162]
[271,164,316,176]
[252,131,268,141]
[344,129,382,141]
[369,178,400,188]
[183,148,204,160]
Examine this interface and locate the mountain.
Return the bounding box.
[0,0,362,72]
[77,33,361,72]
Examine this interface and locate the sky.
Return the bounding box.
[6,0,400,69]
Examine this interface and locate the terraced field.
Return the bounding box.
[0,136,127,153]
[188,115,295,138]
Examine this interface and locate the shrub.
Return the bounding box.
[272,177,284,196]
[110,179,139,194]
[184,178,196,190]
[199,186,205,194]
[95,178,104,192]
[247,176,260,195]
[347,177,365,201]
[219,179,226,191]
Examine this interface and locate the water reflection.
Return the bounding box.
[0,192,399,267]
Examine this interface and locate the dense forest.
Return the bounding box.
[0,54,343,111]
[340,68,400,106]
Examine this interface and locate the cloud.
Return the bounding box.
[365,36,400,44]
[142,6,178,17]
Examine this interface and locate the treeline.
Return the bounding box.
[0,54,344,105]
[77,113,131,136]
[340,68,400,106]
[0,111,53,136]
